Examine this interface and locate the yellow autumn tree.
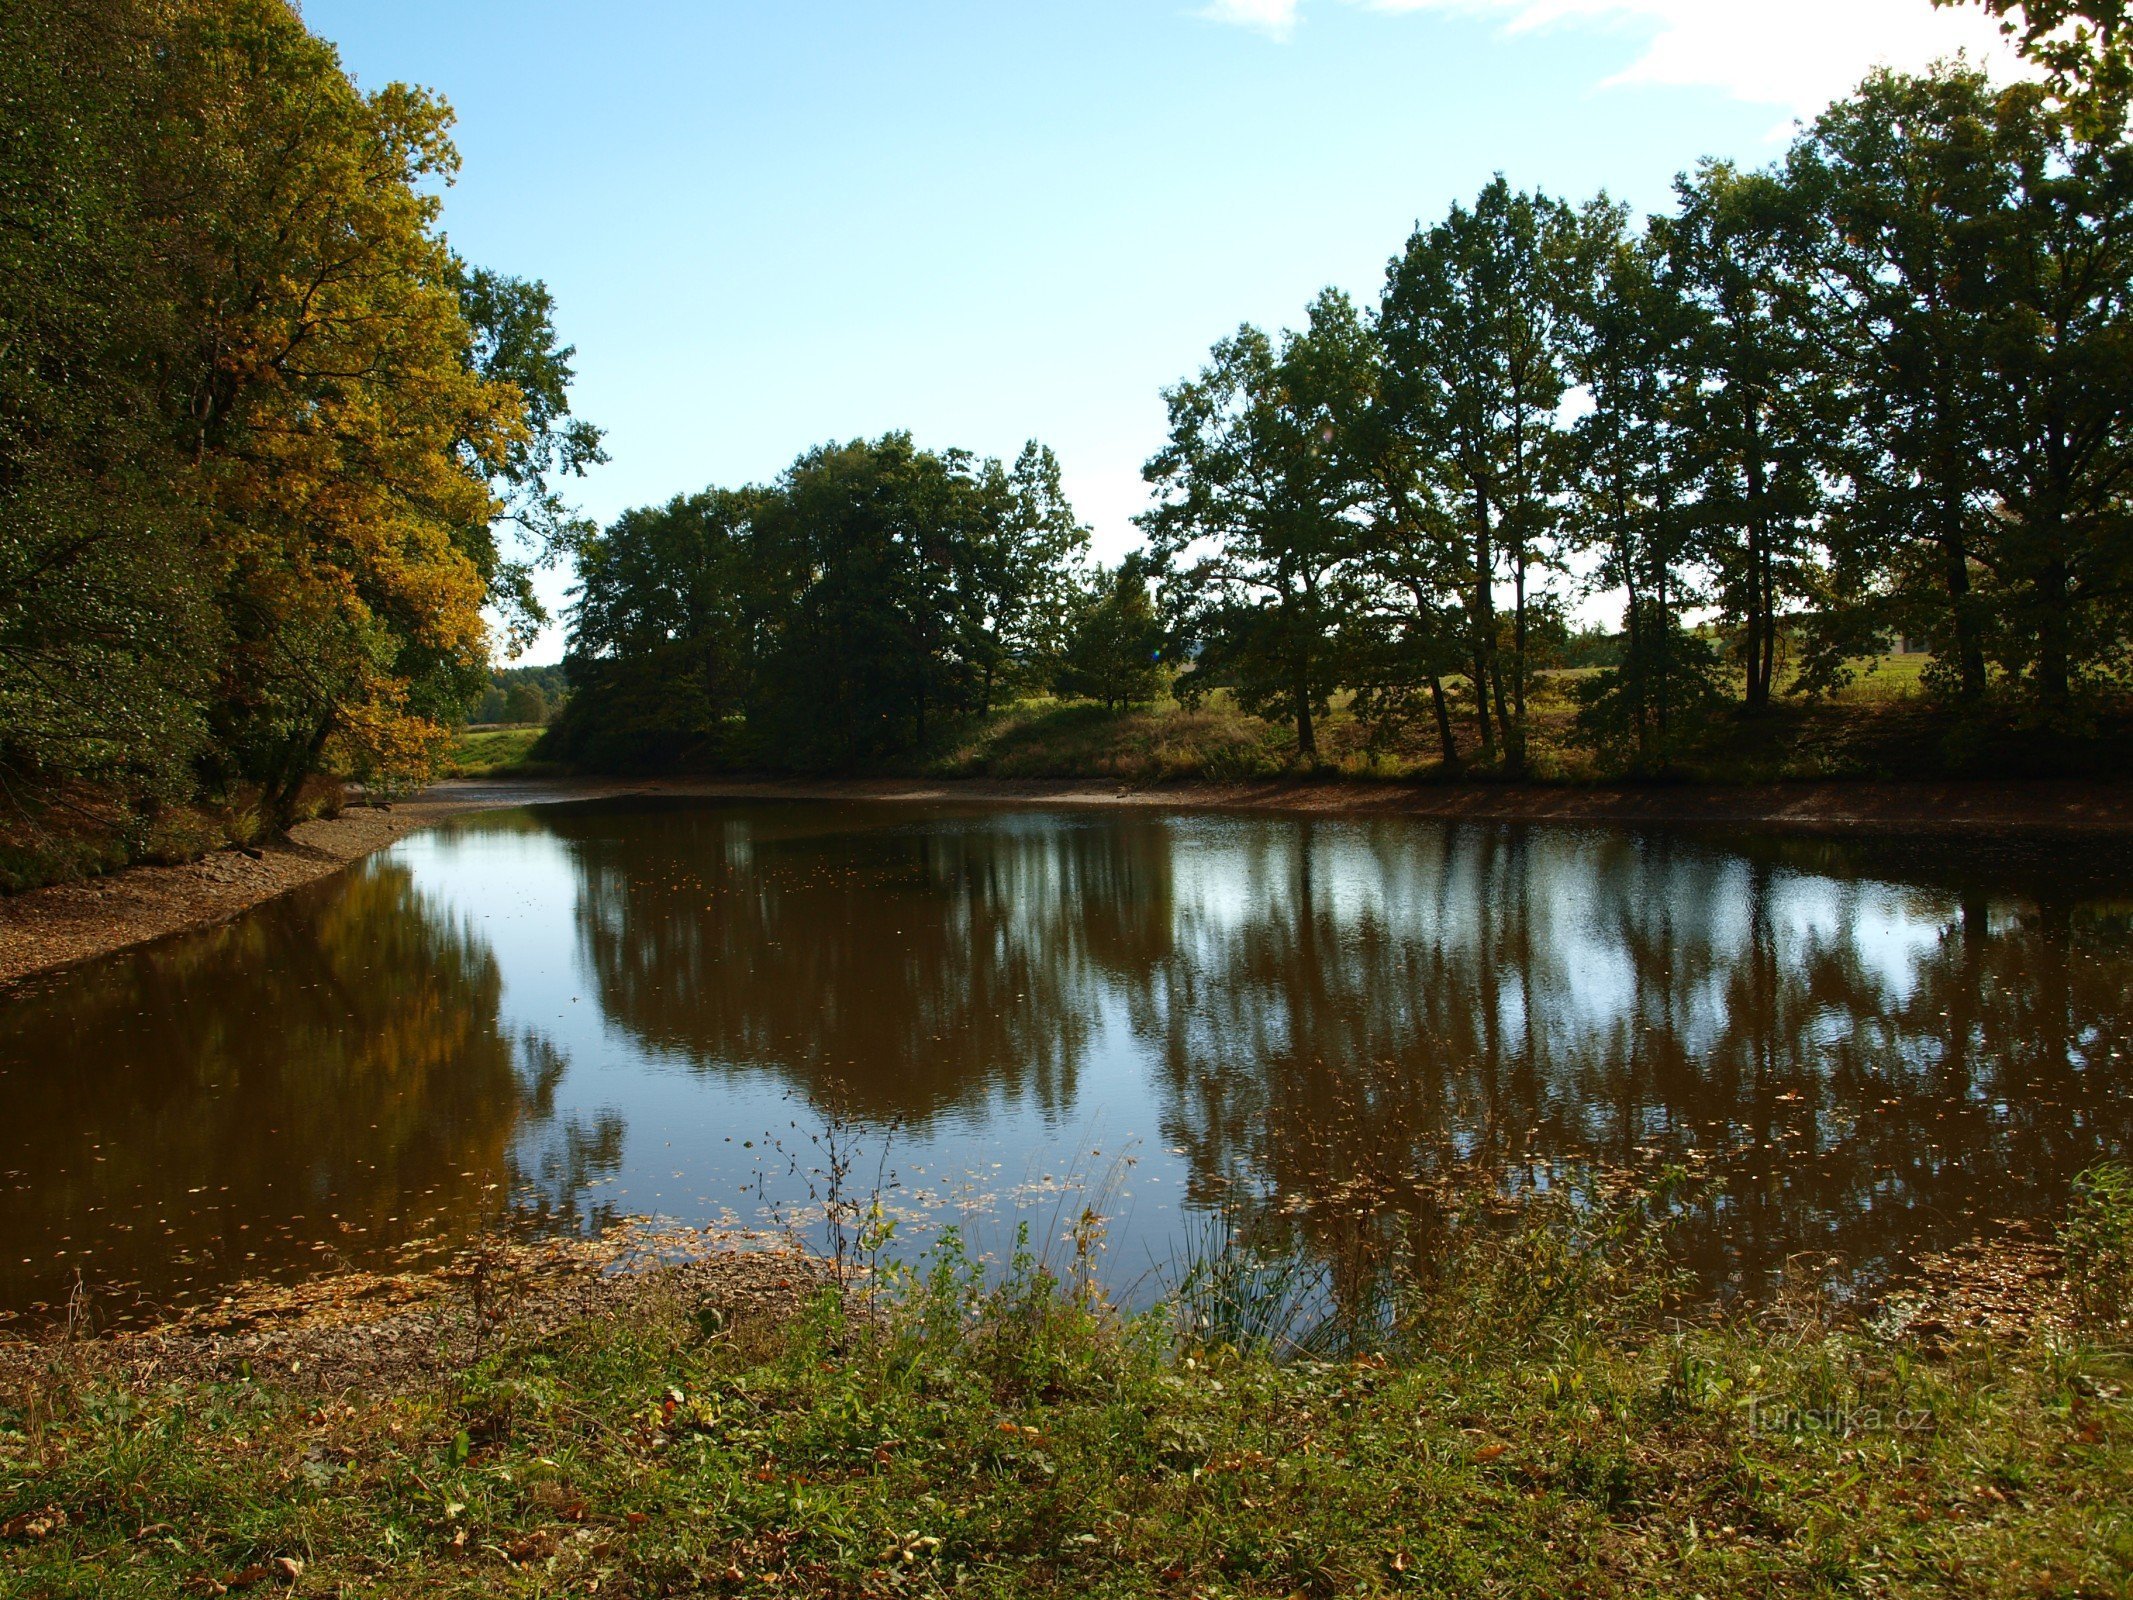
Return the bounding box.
[157,1,527,809]
[3,0,586,861]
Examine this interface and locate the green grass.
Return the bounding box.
[442,726,565,780]
[928,695,1298,782]
[909,658,2133,788]
[5,1182,2129,1598]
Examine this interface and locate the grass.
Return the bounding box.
[913,657,2133,789]
[442,726,566,781]
[4,1179,2129,1598]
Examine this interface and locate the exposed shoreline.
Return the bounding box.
[5,772,2131,989]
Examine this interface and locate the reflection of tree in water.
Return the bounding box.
[1133,822,2133,1299]
[0,860,615,1317]
[553,803,1177,1122]
[504,1032,629,1238]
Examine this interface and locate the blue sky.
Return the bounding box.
[303,0,2013,662]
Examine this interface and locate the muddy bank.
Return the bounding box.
[0,1227,821,1396]
[610,772,2133,833]
[0,781,626,989]
[5,772,2130,989]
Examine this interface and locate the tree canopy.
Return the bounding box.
[545,435,1092,773]
[0,0,596,858]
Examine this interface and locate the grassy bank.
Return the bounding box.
[464,656,2133,790]
[5,1181,2129,1598]
[441,727,565,781]
[863,665,2133,788]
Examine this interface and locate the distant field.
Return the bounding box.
[442,725,557,779]
[1822,651,1934,703]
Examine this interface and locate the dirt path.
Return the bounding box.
[5,773,2131,989]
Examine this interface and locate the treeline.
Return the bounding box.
[544,435,1157,771]
[560,29,2133,778]
[1143,57,2133,772]
[0,0,596,861]
[473,666,571,727]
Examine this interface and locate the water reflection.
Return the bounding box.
[548,805,1175,1120]
[1137,824,2133,1296]
[4,801,2129,1319]
[537,801,2132,1299]
[0,862,616,1319]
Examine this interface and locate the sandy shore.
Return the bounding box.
[5,773,2131,989]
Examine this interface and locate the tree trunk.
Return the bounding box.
[1743,404,1772,713]
[1940,516,1986,702]
[2035,547,2073,711]
[1508,531,1528,774]
[1429,674,1459,768]
[1471,484,1499,764]
[270,714,335,827]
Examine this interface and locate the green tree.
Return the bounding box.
[457,267,608,653]
[1056,555,1167,711]
[1944,0,2132,123]
[546,488,758,771]
[1559,208,1723,763]
[501,681,549,725]
[1141,291,1375,762]
[1660,163,1832,714]
[1961,85,2133,707]
[964,443,1091,712]
[1378,178,1581,770]
[1790,67,2018,703]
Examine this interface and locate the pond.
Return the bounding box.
[4,798,2131,1325]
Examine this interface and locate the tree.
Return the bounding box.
[548,488,760,770]
[1963,84,2133,707]
[501,681,549,725]
[1944,0,2132,122]
[1661,163,1832,713]
[963,443,1091,712]
[0,0,598,843]
[1141,291,1376,762]
[747,436,988,766]
[555,434,1091,773]
[1558,206,1722,762]
[1056,555,1167,711]
[1791,68,2020,703]
[456,267,608,653]
[1378,178,1581,770]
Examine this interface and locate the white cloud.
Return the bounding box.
[1209,0,2021,115]
[1201,0,1303,38]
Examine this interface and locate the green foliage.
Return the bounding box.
[1572,607,1732,770]
[549,436,1089,775]
[1377,178,1586,770]
[1054,556,1167,711]
[472,665,569,725]
[0,0,596,875]
[1140,291,1375,762]
[1114,59,2133,780]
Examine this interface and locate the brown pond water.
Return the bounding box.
[3,798,2130,1324]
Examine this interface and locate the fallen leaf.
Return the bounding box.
[2,1507,65,1541]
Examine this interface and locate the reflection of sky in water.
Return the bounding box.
[7,802,2131,1319]
[394,818,1194,1282]
[382,807,2133,1303]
